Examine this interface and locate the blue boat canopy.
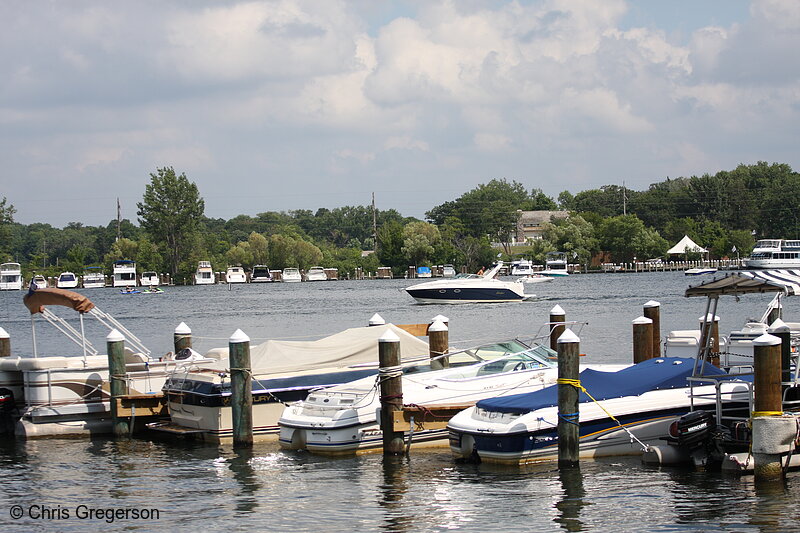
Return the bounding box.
[475,357,729,415]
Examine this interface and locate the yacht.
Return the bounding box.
[56,272,79,289]
[282,267,302,283]
[742,239,800,269]
[305,266,327,281]
[510,259,534,276]
[140,271,160,287]
[405,262,528,303]
[194,261,215,285]
[250,265,272,283]
[0,262,23,290]
[225,266,247,284]
[540,251,570,276]
[82,267,106,288]
[112,260,137,287]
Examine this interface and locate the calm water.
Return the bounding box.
[1,273,799,532]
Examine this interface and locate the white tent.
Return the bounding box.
[666,235,708,255]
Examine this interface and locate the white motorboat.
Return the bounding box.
[510,259,534,276]
[282,267,302,283]
[742,239,800,269]
[0,287,220,438]
[278,337,628,454]
[685,267,717,276]
[250,265,272,283]
[82,267,106,288]
[56,272,79,289]
[540,251,570,276]
[194,261,215,285]
[405,262,529,303]
[140,271,160,287]
[305,266,327,281]
[520,274,554,284]
[225,266,247,284]
[151,324,432,442]
[31,275,48,289]
[112,260,137,287]
[0,262,23,290]
[442,264,456,277]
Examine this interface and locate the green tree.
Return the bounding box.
[597,215,667,262]
[137,167,205,277]
[0,197,17,261]
[248,232,269,265]
[539,215,598,266]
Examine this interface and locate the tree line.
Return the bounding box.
[0,162,796,282]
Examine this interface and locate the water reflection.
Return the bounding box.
[554,465,587,532]
[226,448,261,513]
[379,455,413,533]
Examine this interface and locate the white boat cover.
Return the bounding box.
[205,324,431,375]
[685,269,800,297]
[667,235,708,255]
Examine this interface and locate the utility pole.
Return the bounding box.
[622,181,627,216]
[116,198,121,241]
[372,192,377,253]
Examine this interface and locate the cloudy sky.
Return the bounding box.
[2,0,798,227]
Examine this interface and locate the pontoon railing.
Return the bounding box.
[40,308,99,357]
[88,307,151,357]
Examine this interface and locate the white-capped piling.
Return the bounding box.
[107,329,128,438]
[428,319,449,371]
[229,329,253,448]
[632,316,653,364]
[174,322,192,353]
[0,327,9,357]
[379,330,404,455]
[550,305,566,352]
[368,313,386,326]
[643,300,661,357]
[557,329,581,468]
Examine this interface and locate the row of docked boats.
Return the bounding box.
[194,263,333,284]
[0,261,161,290]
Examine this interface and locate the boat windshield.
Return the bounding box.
[402,339,556,375]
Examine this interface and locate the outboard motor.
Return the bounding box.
[667,410,715,450]
[0,387,16,435]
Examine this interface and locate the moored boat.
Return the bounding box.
[56,272,79,289]
[0,262,23,290]
[305,266,327,281]
[250,265,272,283]
[194,261,215,285]
[540,251,570,276]
[742,239,800,269]
[282,267,302,283]
[140,271,160,287]
[81,266,106,288]
[225,266,247,284]
[112,260,137,287]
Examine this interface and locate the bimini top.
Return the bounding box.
[685,269,800,297]
[475,357,728,415]
[23,287,95,314]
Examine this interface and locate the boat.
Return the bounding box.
[56,272,79,289]
[540,251,570,276]
[510,259,534,276]
[194,261,215,285]
[685,267,718,276]
[31,275,48,289]
[250,265,272,283]
[520,274,554,284]
[282,267,302,283]
[112,259,137,287]
[442,264,456,278]
[278,336,628,454]
[0,262,23,290]
[742,239,800,269]
[225,266,247,284]
[0,287,221,438]
[81,267,106,288]
[150,324,432,442]
[140,271,160,287]
[143,287,164,294]
[305,266,327,281]
[416,266,432,278]
[405,262,529,303]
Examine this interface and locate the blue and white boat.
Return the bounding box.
[416,266,432,278]
[405,262,528,303]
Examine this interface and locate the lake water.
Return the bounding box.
[1,272,799,532]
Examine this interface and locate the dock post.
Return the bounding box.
[428,319,449,370]
[557,329,581,468]
[752,333,793,481]
[768,319,792,393]
[368,313,386,326]
[698,314,720,367]
[550,305,566,352]
[174,322,192,353]
[632,317,653,364]
[0,327,9,357]
[107,329,129,438]
[229,329,253,448]
[767,301,782,325]
[643,300,661,357]
[379,330,404,455]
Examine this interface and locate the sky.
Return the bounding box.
[2,0,799,227]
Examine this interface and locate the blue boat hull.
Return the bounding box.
[406,287,524,303]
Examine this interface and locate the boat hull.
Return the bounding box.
[406,286,525,303]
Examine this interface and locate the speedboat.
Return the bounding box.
[250,265,272,283]
[112,260,137,287]
[282,267,302,283]
[225,266,247,284]
[520,274,554,284]
[305,266,327,281]
[685,267,717,276]
[0,262,23,290]
[81,267,105,288]
[540,252,570,276]
[56,272,79,289]
[405,262,528,303]
[194,261,215,285]
[152,324,432,442]
[31,275,48,289]
[140,271,160,287]
[278,337,628,454]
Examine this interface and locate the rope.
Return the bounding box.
[378,365,403,379]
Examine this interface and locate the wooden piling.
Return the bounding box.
[379,330,405,455]
[768,319,792,391]
[632,316,653,364]
[557,329,581,468]
[229,329,253,448]
[752,333,784,481]
[428,319,449,370]
[174,322,192,353]
[0,327,9,357]
[643,300,661,357]
[107,329,129,438]
[550,305,566,352]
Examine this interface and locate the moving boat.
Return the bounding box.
[250,265,272,283]
[685,267,717,276]
[112,260,137,287]
[405,262,528,303]
[225,266,247,284]
[540,252,570,276]
[194,261,215,285]
[56,272,79,289]
[140,271,160,287]
[305,266,327,281]
[81,267,106,288]
[282,267,302,283]
[151,324,432,442]
[279,336,627,454]
[742,239,800,269]
[0,262,23,290]
[520,274,554,284]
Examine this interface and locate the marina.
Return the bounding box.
[2,272,800,531]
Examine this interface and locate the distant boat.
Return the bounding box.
[140,271,160,287]
[82,267,105,288]
[742,239,800,269]
[56,272,79,289]
[31,275,48,289]
[416,266,432,278]
[112,260,137,287]
[0,262,23,290]
[282,268,302,283]
[510,259,534,276]
[442,264,456,277]
[250,265,273,283]
[540,252,569,277]
[405,262,529,303]
[685,267,717,276]
[305,266,327,281]
[225,266,247,284]
[194,261,215,285]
